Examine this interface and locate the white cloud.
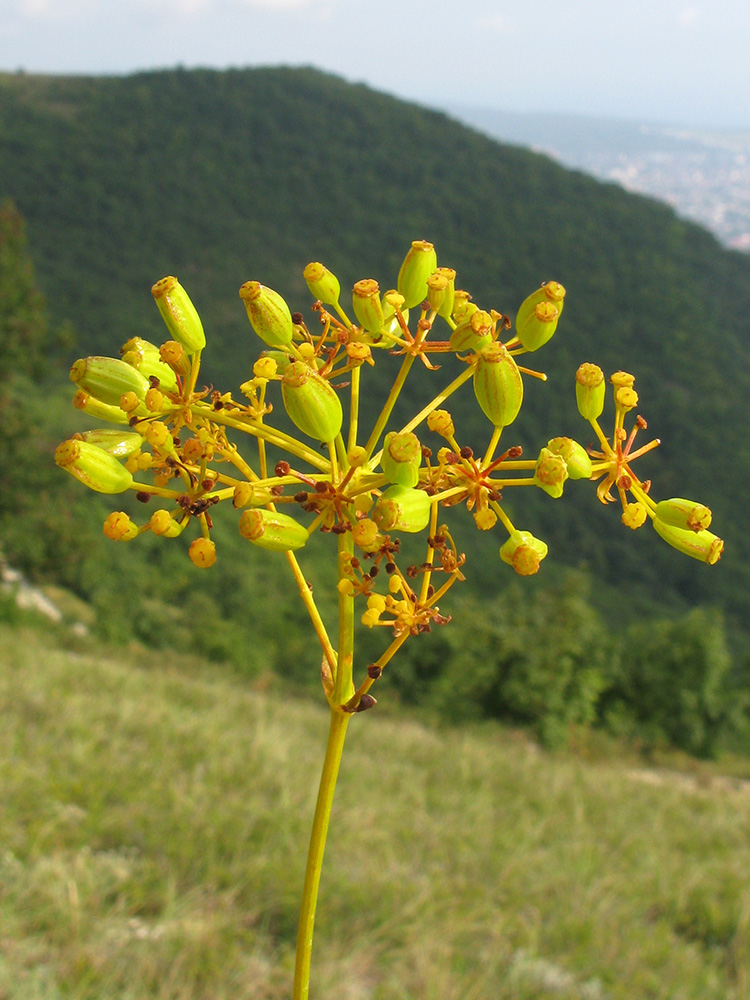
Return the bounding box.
[475,13,516,33]
[678,5,701,27]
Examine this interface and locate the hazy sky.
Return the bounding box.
[2,0,749,128]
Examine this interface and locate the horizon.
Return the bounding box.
[1,0,749,131]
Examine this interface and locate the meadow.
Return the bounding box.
[2,622,749,999]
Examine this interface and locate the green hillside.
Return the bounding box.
[3,626,750,999]
[0,65,747,636]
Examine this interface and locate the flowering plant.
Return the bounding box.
[56,240,722,997]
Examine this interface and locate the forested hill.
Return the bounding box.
[1,65,748,634]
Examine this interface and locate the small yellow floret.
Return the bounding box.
[189,537,217,568]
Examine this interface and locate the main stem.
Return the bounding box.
[292,707,351,1000]
[292,533,356,1000]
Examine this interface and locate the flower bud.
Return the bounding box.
[575,363,606,420]
[121,337,179,392]
[55,439,134,494]
[103,511,138,541]
[427,409,455,438]
[76,429,143,459]
[381,431,422,487]
[449,309,493,353]
[233,482,275,508]
[371,485,431,533]
[70,356,150,408]
[516,300,560,352]
[151,276,206,354]
[499,530,548,575]
[615,386,638,411]
[303,261,341,305]
[397,240,438,309]
[378,291,408,347]
[239,281,294,348]
[189,537,217,568]
[610,371,635,388]
[351,517,383,551]
[352,279,385,333]
[253,356,279,380]
[473,343,524,429]
[546,437,592,480]
[622,502,648,529]
[239,508,309,551]
[159,340,191,378]
[150,509,188,537]
[652,519,723,564]
[533,447,568,498]
[73,390,130,425]
[434,267,456,319]
[282,362,343,443]
[145,387,165,412]
[451,291,475,324]
[425,271,448,314]
[515,281,566,333]
[655,498,712,532]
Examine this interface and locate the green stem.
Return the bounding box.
[292,532,356,1000]
[364,354,416,460]
[292,706,351,1000]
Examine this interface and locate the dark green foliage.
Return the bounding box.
[603,607,738,757]
[0,66,744,637]
[1,69,748,756]
[390,575,616,747]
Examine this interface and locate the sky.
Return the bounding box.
[2,0,750,129]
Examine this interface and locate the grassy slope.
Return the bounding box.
[0,66,748,633]
[3,625,750,1000]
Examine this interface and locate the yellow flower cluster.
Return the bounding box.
[56,241,722,708]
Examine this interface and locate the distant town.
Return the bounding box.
[449,107,750,252]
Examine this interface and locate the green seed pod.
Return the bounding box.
[55,439,134,494]
[472,343,524,429]
[515,281,566,333]
[76,429,143,458]
[282,362,343,443]
[73,389,131,425]
[397,240,438,309]
[434,267,456,319]
[652,519,723,564]
[655,498,712,532]
[371,485,432,533]
[381,431,422,488]
[533,447,568,498]
[151,276,206,354]
[303,261,341,305]
[449,309,493,353]
[516,300,560,352]
[575,363,606,420]
[352,279,385,333]
[239,281,294,348]
[70,356,150,408]
[546,437,592,480]
[239,508,309,551]
[499,530,549,576]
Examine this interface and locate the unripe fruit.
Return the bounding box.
[239,281,294,347]
[151,276,206,354]
[282,362,343,443]
[472,343,523,428]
